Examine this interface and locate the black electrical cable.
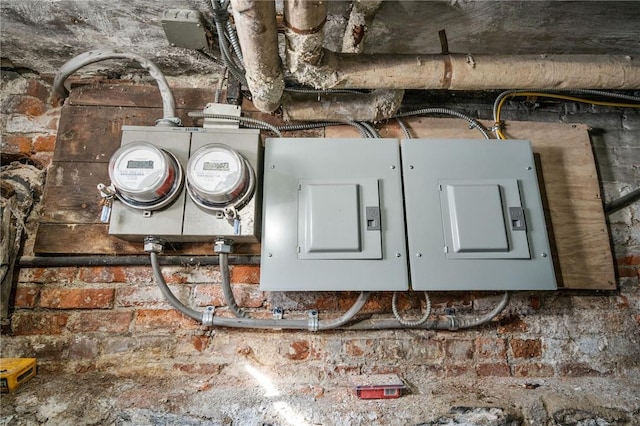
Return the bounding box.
[18,255,260,267]
[211,0,247,86]
[605,188,640,214]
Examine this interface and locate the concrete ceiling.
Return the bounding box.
[1,1,639,76]
[340,1,640,55]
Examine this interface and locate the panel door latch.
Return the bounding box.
[509,207,527,231]
[366,206,381,231]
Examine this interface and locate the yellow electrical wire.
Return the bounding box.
[495,92,640,139]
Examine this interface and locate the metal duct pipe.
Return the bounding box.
[282,89,404,122]
[230,0,284,112]
[292,50,640,90]
[283,0,327,75]
[281,1,640,90]
[282,0,403,120]
[237,0,640,117]
[283,0,328,34]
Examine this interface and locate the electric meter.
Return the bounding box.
[186,143,255,211]
[108,141,183,210]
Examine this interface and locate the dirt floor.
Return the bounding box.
[1,364,639,425]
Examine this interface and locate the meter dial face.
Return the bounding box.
[108,142,183,209]
[186,144,253,209]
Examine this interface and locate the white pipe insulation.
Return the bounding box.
[230,0,284,113]
[235,0,640,116]
[310,51,640,91]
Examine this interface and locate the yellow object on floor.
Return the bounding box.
[0,358,36,392]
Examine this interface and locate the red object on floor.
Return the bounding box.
[351,374,406,399]
[355,386,402,399]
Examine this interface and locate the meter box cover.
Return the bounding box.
[260,138,408,292]
[401,139,556,291]
[108,126,261,243]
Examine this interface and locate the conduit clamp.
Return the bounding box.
[308,310,319,332]
[155,117,182,127]
[202,306,215,326]
[272,307,284,320]
[447,315,460,331]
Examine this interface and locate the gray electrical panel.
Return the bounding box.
[401,139,556,291]
[108,126,261,243]
[260,138,408,292]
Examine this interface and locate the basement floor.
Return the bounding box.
[2,366,640,425]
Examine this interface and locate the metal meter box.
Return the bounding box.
[260,138,408,291]
[401,139,556,291]
[108,126,261,243]
[182,130,262,242]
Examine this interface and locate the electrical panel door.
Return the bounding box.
[401,139,556,291]
[260,138,408,292]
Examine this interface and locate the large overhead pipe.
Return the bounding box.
[283,0,404,120]
[310,52,640,90]
[283,0,328,75]
[230,0,284,112]
[236,0,640,118]
[281,89,404,122]
[283,1,640,90]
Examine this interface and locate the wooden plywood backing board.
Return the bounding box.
[35,84,233,255]
[35,84,615,289]
[327,118,615,290]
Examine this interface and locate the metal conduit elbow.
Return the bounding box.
[52,49,179,126]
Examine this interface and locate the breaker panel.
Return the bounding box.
[260,137,556,292]
[104,126,261,243]
[259,138,408,292]
[401,139,556,291]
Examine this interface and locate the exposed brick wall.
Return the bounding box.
[5,264,639,380]
[1,73,61,167]
[1,74,639,387]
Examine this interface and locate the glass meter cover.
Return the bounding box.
[186,144,254,210]
[108,142,183,209]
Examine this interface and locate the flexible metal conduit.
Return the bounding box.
[392,107,491,139]
[151,250,371,329]
[492,88,640,122]
[211,0,247,85]
[52,49,179,126]
[150,252,510,330]
[18,255,260,267]
[151,252,202,322]
[187,111,283,136]
[219,252,246,318]
[345,292,511,331]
